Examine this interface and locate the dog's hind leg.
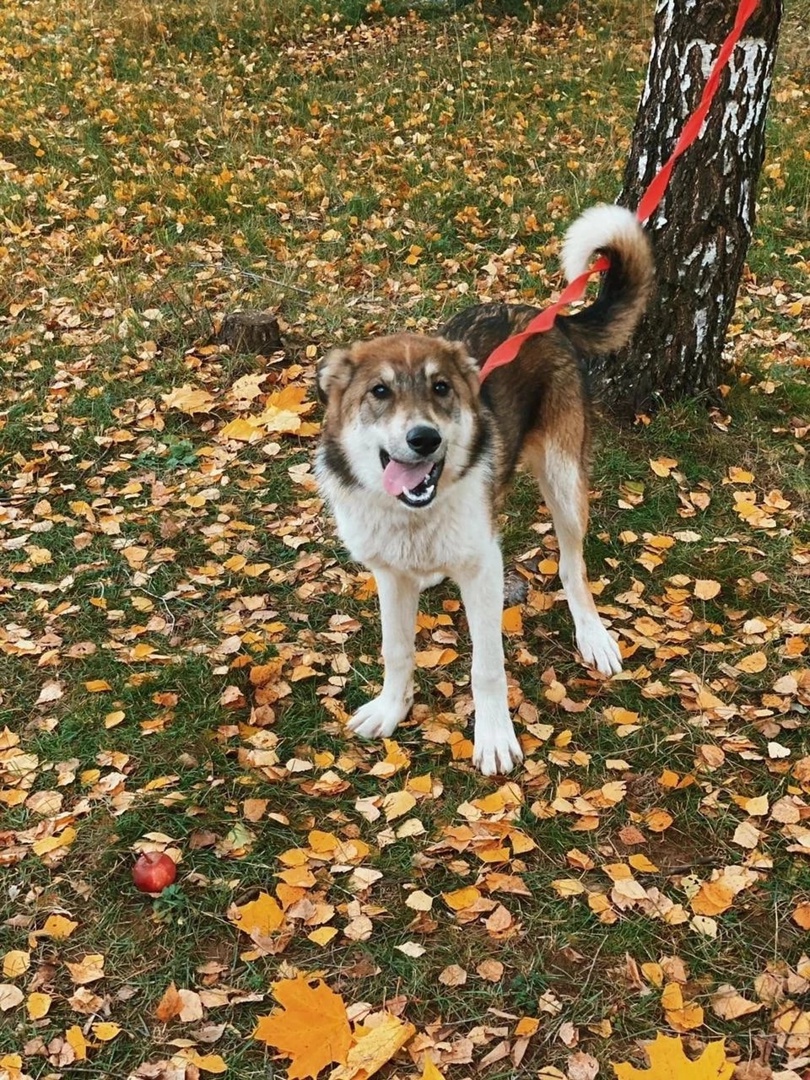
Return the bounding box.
[348,568,419,740]
[527,439,622,677]
[454,541,523,776]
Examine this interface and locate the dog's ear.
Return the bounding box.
[316,347,355,403]
[440,338,482,396]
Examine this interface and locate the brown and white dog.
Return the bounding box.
[316,204,653,775]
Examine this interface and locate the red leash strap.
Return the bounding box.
[478,0,760,383]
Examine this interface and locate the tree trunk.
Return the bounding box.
[593,0,782,415]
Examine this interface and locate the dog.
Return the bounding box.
[316,204,653,775]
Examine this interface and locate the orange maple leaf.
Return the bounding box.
[253,975,352,1079]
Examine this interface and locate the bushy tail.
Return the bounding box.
[558,204,654,357]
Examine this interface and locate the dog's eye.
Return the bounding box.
[370,384,391,400]
[432,379,451,397]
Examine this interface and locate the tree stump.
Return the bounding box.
[217,311,284,355]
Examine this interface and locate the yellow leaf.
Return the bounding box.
[414,648,459,668]
[219,417,262,442]
[552,879,586,897]
[649,457,678,477]
[735,651,767,673]
[690,880,734,916]
[26,992,51,1019]
[603,707,640,726]
[382,790,416,822]
[665,1001,704,1033]
[329,1015,416,1080]
[257,406,303,434]
[641,963,663,988]
[501,606,523,634]
[229,892,284,937]
[40,914,78,939]
[2,951,30,979]
[629,854,660,873]
[253,976,352,1079]
[727,466,754,483]
[442,886,481,911]
[473,792,506,814]
[308,926,338,947]
[178,1050,228,1074]
[92,1022,121,1041]
[792,901,810,930]
[32,827,76,856]
[645,810,673,833]
[65,1025,88,1061]
[84,679,112,693]
[612,1033,732,1079]
[162,385,216,414]
[421,1056,446,1080]
[515,1017,540,1037]
[743,795,769,816]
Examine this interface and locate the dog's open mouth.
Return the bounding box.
[380,450,444,508]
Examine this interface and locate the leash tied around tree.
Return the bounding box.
[478,0,760,384]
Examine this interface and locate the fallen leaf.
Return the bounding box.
[0,984,24,1011]
[792,901,810,930]
[710,984,762,1020]
[438,964,467,986]
[612,1033,733,1079]
[230,892,285,937]
[2,951,29,979]
[253,975,352,1079]
[694,579,721,600]
[66,954,105,985]
[329,1014,416,1080]
[395,942,426,958]
[92,1021,121,1041]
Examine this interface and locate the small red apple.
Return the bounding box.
[132,852,177,894]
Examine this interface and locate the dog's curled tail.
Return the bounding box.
[558,203,654,357]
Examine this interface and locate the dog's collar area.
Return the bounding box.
[379,450,444,508]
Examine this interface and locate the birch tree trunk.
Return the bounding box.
[593,0,782,414]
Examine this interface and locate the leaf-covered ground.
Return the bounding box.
[1,0,809,1077]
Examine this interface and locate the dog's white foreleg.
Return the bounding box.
[348,568,419,740]
[534,444,623,676]
[455,543,523,776]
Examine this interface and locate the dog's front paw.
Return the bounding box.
[577,622,623,676]
[348,694,411,741]
[472,711,523,776]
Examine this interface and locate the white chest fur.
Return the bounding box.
[323,468,495,578]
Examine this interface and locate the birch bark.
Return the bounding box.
[593,0,782,414]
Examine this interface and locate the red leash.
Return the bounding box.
[478,0,760,383]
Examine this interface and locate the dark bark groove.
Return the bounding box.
[593,0,782,415]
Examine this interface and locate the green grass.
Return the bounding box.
[1,0,808,1076]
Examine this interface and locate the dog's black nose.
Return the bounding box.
[406,425,442,456]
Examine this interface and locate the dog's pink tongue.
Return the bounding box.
[382,459,433,497]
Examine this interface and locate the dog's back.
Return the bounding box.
[439,204,654,491]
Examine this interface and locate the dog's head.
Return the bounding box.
[317,333,484,509]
